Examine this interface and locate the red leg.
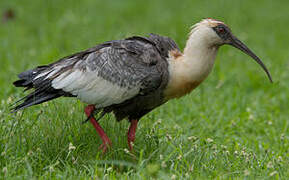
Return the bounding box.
[127,119,138,151]
[85,105,112,153]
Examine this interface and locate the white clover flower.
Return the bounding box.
[69,142,76,151]
[124,148,130,154]
[244,169,250,176]
[1,151,6,156]
[267,161,273,169]
[187,136,197,141]
[171,174,177,180]
[270,171,278,176]
[2,167,8,174]
[49,166,54,172]
[106,167,113,172]
[161,161,167,168]
[206,138,213,143]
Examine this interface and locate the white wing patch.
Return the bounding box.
[49,69,140,107]
[34,65,66,80]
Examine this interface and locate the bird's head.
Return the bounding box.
[189,18,273,82]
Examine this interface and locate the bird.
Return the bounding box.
[12,18,273,153]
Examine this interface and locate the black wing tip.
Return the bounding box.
[10,99,32,113]
[10,91,64,114]
[9,101,27,113]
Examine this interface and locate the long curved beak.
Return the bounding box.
[228,35,273,83]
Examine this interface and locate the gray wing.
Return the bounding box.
[32,37,165,108]
[13,34,179,111]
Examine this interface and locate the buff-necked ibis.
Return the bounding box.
[12,19,272,152]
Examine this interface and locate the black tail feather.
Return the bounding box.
[12,66,73,113]
[13,79,30,87]
[11,93,62,113]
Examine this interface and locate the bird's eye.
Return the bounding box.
[218,27,225,33]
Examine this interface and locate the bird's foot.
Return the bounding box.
[98,140,112,153]
[127,119,138,151]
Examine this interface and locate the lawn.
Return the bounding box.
[0,0,288,179]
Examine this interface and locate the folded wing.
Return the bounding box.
[13,37,164,111]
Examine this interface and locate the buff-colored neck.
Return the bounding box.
[164,26,219,100]
[182,27,219,81]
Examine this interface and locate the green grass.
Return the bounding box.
[0,0,288,179]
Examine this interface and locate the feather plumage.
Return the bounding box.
[12,34,180,120]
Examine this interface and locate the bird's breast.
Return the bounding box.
[163,54,211,100]
[163,61,203,100]
[164,79,202,100]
